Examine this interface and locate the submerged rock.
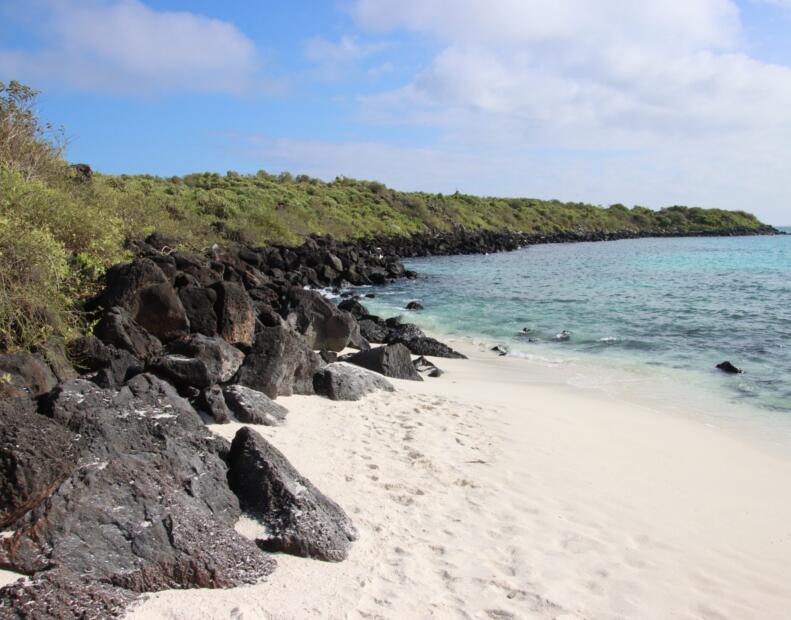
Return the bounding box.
[716,361,743,374]
[405,301,424,311]
[227,427,358,562]
[313,362,395,401]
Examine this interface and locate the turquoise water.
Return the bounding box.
[361,231,791,415]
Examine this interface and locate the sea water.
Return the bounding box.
[360,230,791,445]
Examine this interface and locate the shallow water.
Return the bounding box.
[359,231,791,440]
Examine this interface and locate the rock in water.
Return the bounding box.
[227,427,358,561]
[313,362,395,401]
[346,343,423,381]
[491,345,509,356]
[223,385,288,425]
[405,301,424,311]
[716,361,744,374]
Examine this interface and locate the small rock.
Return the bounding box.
[716,361,743,374]
[405,301,424,311]
[491,345,509,356]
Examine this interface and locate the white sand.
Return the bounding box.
[127,342,791,619]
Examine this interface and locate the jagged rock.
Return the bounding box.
[92,260,190,342]
[313,362,395,401]
[227,427,358,561]
[0,398,78,528]
[197,386,231,423]
[716,361,743,374]
[94,306,163,360]
[405,301,424,311]
[213,282,255,347]
[384,321,426,343]
[223,385,288,425]
[283,289,358,352]
[235,319,321,398]
[390,336,466,359]
[68,336,143,388]
[166,334,245,383]
[135,283,191,342]
[346,344,422,381]
[0,353,58,398]
[337,298,369,319]
[0,569,134,620]
[0,376,274,603]
[178,286,218,336]
[357,317,389,344]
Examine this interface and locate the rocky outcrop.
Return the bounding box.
[0,375,275,616]
[390,336,466,359]
[227,427,358,562]
[346,344,422,381]
[213,282,255,347]
[94,306,163,360]
[313,362,395,401]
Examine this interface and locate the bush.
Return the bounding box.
[0,216,74,350]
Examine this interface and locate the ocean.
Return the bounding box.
[359,229,791,443]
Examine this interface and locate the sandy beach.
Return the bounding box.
[117,340,791,619]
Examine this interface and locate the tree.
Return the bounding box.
[0,80,66,181]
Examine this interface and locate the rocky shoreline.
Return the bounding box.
[0,225,782,618]
[0,234,462,618]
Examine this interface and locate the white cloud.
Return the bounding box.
[0,0,261,95]
[303,35,389,80]
[345,0,791,223]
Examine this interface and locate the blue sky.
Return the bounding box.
[1,0,791,223]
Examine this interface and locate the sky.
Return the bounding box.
[1,0,790,224]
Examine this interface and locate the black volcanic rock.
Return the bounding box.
[227,427,358,561]
[405,301,424,311]
[235,320,321,398]
[313,362,395,401]
[178,286,219,336]
[213,281,256,348]
[0,353,58,398]
[346,344,422,381]
[0,376,274,603]
[283,288,359,352]
[0,398,77,529]
[223,385,288,425]
[716,361,743,374]
[389,336,466,359]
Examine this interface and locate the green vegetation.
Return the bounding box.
[0,81,773,350]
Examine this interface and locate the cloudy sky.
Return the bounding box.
[2,0,790,223]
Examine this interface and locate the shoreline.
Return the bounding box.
[126,336,791,619]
